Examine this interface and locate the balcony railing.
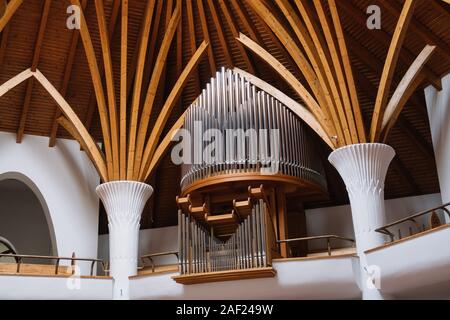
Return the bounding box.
[0,253,108,276]
[140,251,179,273]
[375,202,450,242]
[277,235,355,257]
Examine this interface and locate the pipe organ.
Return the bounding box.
[174,68,327,284]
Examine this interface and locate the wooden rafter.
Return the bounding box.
[119,0,128,180]
[132,3,181,179]
[277,0,353,145]
[33,69,108,182]
[206,0,233,67]
[379,1,450,61]
[338,0,442,91]
[126,0,156,179]
[48,0,87,147]
[95,0,120,180]
[0,0,22,33]
[218,0,255,74]
[139,41,209,180]
[326,0,366,143]
[196,0,215,74]
[83,0,120,132]
[381,45,436,140]
[186,0,201,94]
[16,0,51,143]
[391,157,420,194]
[70,0,113,179]
[142,112,187,181]
[370,0,417,142]
[234,67,335,150]
[0,23,10,68]
[237,34,335,148]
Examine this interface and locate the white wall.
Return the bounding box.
[0,275,112,300]
[425,73,450,223]
[305,193,443,250]
[0,132,100,273]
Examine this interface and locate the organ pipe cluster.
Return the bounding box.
[178,199,271,274]
[180,67,326,190]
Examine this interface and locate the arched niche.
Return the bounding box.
[0,172,57,258]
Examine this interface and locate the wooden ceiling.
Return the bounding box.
[0,0,449,230]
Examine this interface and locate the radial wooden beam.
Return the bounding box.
[379,0,450,61]
[142,112,187,181]
[234,67,336,150]
[229,0,263,44]
[245,0,344,146]
[326,0,366,143]
[196,0,215,74]
[95,0,120,180]
[48,0,87,147]
[83,0,120,131]
[218,0,255,74]
[16,0,51,143]
[126,0,156,179]
[0,23,10,68]
[338,0,441,91]
[70,0,113,179]
[0,68,33,97]
[139,41,209,180]
[119,0,128,180]
[276,0,354,145]
[381,45,436,140]
[132,3,181,179]
[186,0,201,95]
[370,0,417,142]
[206,0,233,67]
[33,69,108,182]
[0,0,22,33]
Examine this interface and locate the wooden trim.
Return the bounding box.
[181,172,325,197]
[234,67,335,149]
[172,267,276,285]
[70,0,113,179]
[33,69,108,182]
[95,0,119,180]
[365,223,450,254]
[0,0,22,33]
[370,0,417,142]
[133,3,181,180]
[16,0,52,143]
[139,41,208,180]
[381,45,436,138]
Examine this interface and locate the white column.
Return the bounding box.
[329,143,395,300]
[96,181,153,299]
[425,73,450,223]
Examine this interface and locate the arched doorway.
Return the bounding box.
[0,173,56,261]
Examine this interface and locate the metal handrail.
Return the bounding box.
[140,251,179,273]
[0,253,108,276]
[375,202,450,242]
[277,235,355,256]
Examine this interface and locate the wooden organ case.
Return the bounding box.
[173,68,327,284]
